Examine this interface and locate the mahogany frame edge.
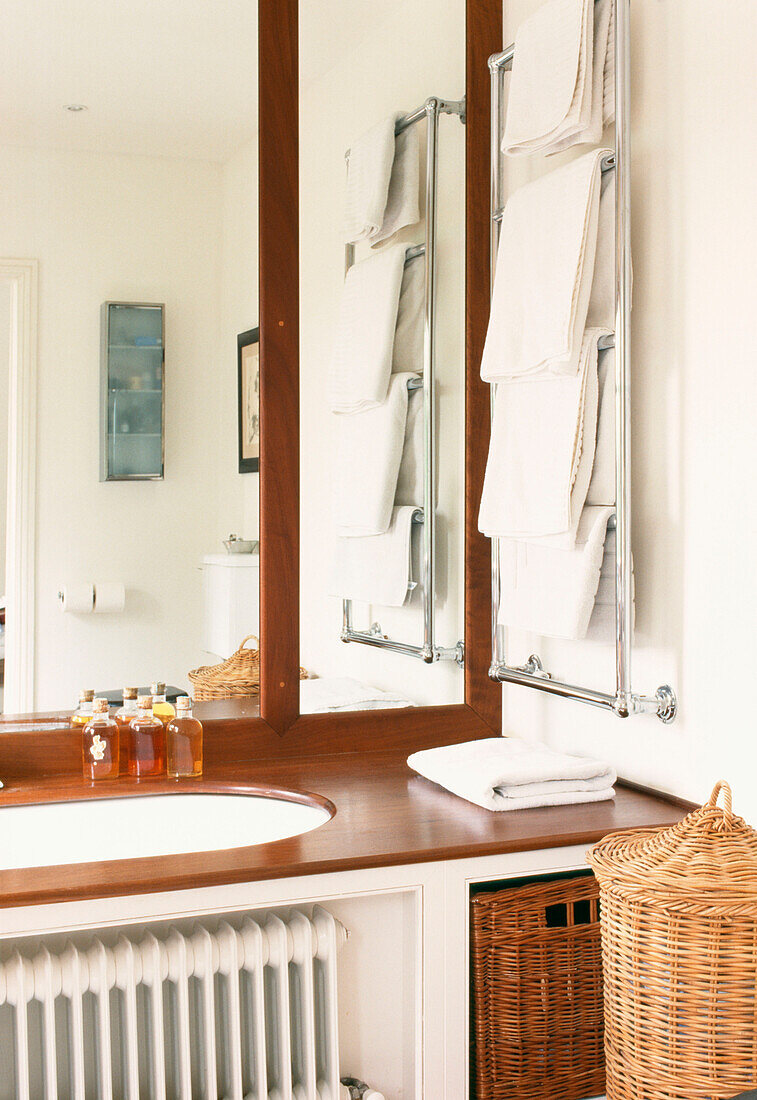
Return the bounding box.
[258,0,503,742]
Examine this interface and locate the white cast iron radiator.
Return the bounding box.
[0,906,351,1100]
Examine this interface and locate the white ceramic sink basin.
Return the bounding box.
[0,792,332,871]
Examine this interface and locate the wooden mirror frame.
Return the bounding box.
[0,0,502,777]
[256,0,503,751]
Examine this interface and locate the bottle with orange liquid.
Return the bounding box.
[127,695,165,778]
[70,688,95,730]
[82,697,120,781]
[166,696,203,778]
[114,687,138,774]
[150,681,175,726]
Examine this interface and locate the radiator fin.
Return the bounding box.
[0,906,346,1100]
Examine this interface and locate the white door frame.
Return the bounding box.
[1,258,38,713]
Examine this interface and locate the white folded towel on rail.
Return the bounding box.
[497,504,615,639]
[343,115,396,244]
[333,372,417,536]
[502,0,615,157]
[479,328,605,541]
[392,255,425,374]
[395,389,424,507]
[344,113,421,245]
[329,244,407,414]
[407,736,616,811]
[480,148,608,382]
[586,524,636,640]
[586,345,615,505]
[372,123,421,246]
[301,677,415,713]
[330,505,418,607]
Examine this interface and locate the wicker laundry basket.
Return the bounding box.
[587,781,757,1100]
[470,874,605,1100]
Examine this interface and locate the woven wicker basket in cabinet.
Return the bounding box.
[470,874,606,1100]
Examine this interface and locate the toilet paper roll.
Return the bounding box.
[93,581,126,614]
[59,584,94,613]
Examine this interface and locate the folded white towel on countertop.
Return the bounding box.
[502,0,615,157]
[408,737,616,811]
[371,122,421,246]
[479,328,605,541]
[330,505,418,607]
[333,372,417,536]
[302,676,415,713]
[329,244,407,414]
[343,115,397,244]
[481,148,608,382]
[586,345,615,505]
[497,504,616,639]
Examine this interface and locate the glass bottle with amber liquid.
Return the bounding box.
[82,697,120,781]
[127,695,166,778]
[151,681,175,726]
[114,687,138,774]
[166,696,203,778]
[71,688,95,730]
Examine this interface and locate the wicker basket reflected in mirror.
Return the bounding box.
[188,635,308,701]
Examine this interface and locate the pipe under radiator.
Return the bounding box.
[0,906,383,1100]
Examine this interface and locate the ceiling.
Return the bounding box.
[0,0,259,162]
[0,0,405,163]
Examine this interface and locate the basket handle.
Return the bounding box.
[236,634,260,652]
[707,780,733,818]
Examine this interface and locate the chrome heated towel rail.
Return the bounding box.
[341,97,465,666]
[486,0,676,721]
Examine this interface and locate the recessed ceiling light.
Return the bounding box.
[63,103,88,112]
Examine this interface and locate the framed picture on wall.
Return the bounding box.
[237,327,260,473]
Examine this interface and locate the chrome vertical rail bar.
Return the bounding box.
[488,50,513,672]
[421,98,440,660]
[614,0,633,714]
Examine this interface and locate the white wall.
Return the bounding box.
[0,144,254,709]
[221,138,260,541]
[0,283,9,590]
[499,1,757,819]
[298,0,467,703]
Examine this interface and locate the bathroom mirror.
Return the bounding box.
[297,0,467,713]
[0,1,260,714]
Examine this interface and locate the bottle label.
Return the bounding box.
[90,734,107,761]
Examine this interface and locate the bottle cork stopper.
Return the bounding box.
[79,689,95,702]
[123,687,138,700]
[137,695,153,709]
[93,697,109,714]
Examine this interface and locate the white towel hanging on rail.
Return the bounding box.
[496,504,616,639]
[479,328,606,541]
[330,505,418,607]
[480,147,609,382]
[333,372,418,537]
[329,244,407,414]
[344,113,421,245]
[501,0,615,157]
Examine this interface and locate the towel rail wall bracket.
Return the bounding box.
[341,94,466,668]
[485,0,677,723]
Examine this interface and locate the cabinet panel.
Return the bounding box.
[100,301,165,480]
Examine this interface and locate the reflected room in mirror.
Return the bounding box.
[298,0,466,714]
[0,2,259,716]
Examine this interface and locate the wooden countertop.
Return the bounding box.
[0,750,690,909]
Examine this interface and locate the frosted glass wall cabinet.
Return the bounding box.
[100,301,165,481]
